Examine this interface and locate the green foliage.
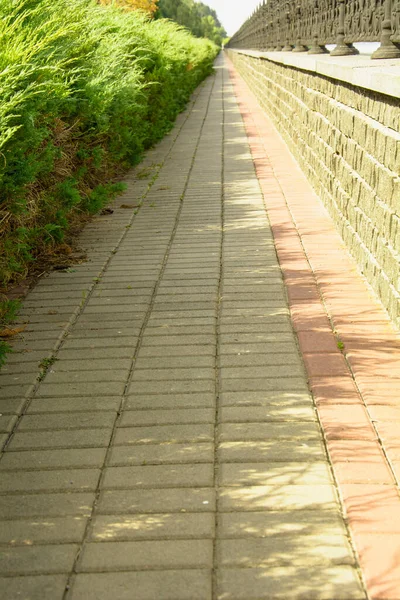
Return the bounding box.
[0,0,218,287]
[157,0,226,46]
[0,298,21,367]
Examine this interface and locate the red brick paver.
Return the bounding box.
[227,54,400,600]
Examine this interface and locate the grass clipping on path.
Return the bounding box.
[0,0,218,287]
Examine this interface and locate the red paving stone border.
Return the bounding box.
[226,55,400,600]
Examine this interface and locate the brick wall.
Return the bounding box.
[226,50,400,329]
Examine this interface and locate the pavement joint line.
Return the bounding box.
[61,68,218,600]
[0,79,206,464]
[212,60,224,600]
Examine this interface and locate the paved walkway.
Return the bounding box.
[0,55,399,599]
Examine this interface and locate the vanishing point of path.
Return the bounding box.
[0,55,399,599]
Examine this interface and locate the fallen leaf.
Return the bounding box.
[0,326,26,338]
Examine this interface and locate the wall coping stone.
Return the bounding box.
[230,49,400,100]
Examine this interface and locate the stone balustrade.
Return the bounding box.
[227,0,400,60]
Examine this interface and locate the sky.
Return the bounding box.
[203,0,262,36]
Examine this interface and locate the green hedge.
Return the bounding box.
[0,0,218,288]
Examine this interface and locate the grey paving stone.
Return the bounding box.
[218,485,339,512]
[0,372,38,386]
[0,575,68,600]
[220,378,309,393]
[218,510,347,538]
[137,345,215,357]
[78,539,213,572]
[18,412,116,431]
[114,424,214,445]
[220,365,304,380]
[56,348,135,360]
[0,448,107,470]
[219,422,321,442]
[22,299,79,310]
[0,384,32,399]
[27,396,121,413]
[89,512,215,541]
[127,380,214,395]
[0,544,78,575]
[131,368,215,381]
[119,408,214,427]
[145,325,215,336]
[72,318,143,329]
[0,517,87,545]
[97,488,215,514]
[135,355,215,369]
[102,463,214,489]
[108,442,213,466]
[43,370,127,385]
[219,316,291,330]
[219,462,333,487]
[219,406,316,423]
[157,286,217,295]
[50,358,132,372]
[147,310,216,319]
[220,390,312,406]
[219,342,299,355]
[0,468,100,493]
[61,337,138,349]
[219,353,301,368]
[218,440,325,463]
[217,566,365,599]
[153,295,217,304]
[220,333,294,345]
[148,316,216,327]
[8,429,112,450]
[141,334,215,346]
[125,393,214,411]
[0,415,17,433]
[0,398,26,415]
[36,381,125,397]
[69,570,212,600]
[217,534,355,567]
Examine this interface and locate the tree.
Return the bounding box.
[157,0,226,46]
[99,0,159,16]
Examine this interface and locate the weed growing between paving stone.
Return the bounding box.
[0,0,218,364]
[0,297,22,366]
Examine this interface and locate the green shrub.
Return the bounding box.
[0,0,218,287]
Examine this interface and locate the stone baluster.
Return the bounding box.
[293,3,308,51]
[308,0,329,53]
[283,0,294,50]
[372,0,400,57]
[331,0,359,55]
